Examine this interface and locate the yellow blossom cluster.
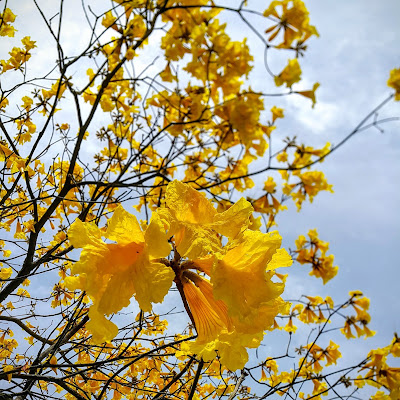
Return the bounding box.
[357,334,400,399]
[0,36,36,73]
[0,266,12,285]
[301,340,342,373]
[273,58,320,106]
[0,8,16,37]
[15,96,37,144]
[0,143,29,176]
[275,58,302,88]
[66,180,292,370]
[263,0,318,48]
[38,79,67,115]
[276,143,332,210]
[251,176,287,228]
[295,229,338,284]
[282,295,333,333]
[0,329,18,363]
[341,291,375,339]
[0,141,87,256]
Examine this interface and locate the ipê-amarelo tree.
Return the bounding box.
[0,1,399,399]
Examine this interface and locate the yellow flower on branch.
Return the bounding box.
[67,180,292,369]
[387,67,400,101]
[274,58,302,88]
[263,0,318,48]
[295,229,338,284]
[157,180,253,259]
[66,206,173,343]
[212,230,292,329]
[271,106,284,123]
[160,182,292,369]
[296,82,320,107]
[0,8,16,37]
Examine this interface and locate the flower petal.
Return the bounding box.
[105,205,144,244]
[268,248,293,270]
[182,277,225,342]
[68,218,102,248]
[87,307,119,343]
[175,224,221,259]
[133,256,174,312]
[145,212,171,259]
[211,197,253,238]
[166,180,216,225]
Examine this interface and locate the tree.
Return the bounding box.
[0,0,399,399]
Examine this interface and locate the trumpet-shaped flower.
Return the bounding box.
[66,206,173,343]
[177,256,289,369]
[159,181,292,369]
[158,180,253,259]
[212,230,292,330]
[66,180,292,369]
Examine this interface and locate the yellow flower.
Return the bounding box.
[263,176,277,193]
[390,334,400,357]
[271,106,284,122]
[212,230,292,328]
[274,58,302,88]
[0,267,12,280]
[66,206,173,343]
[296,82,320,107]
[157,181,292,370]
[276,151,288,163]
[158,180,253,259]
[263,0,318,48]
[0,97,8,111]
[101,11,117,29]
[3,365,13,382]
[388,67,400,101]
[0,8,16,37]
[160,62,176,82]
[175,233,291,370]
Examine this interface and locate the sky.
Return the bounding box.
[205,0,400,385]
[208,0,400,352]
[1,0,400,394]
[274,0,400,342]
[270,0,400,380]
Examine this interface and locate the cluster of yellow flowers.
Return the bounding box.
[0,36,36,73]
[0,8,16,37]
[295,229,338,284]
[263,0,318,48]
[274,142,333,210]
[357,334,400,399]
[66,180,292,370]
[0,329,17,365]
[341,291,375,339]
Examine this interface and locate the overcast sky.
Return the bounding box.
[1,0,399,387]
[211,0,400,348]
[278,0,400,341]
[262,0,400,368]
